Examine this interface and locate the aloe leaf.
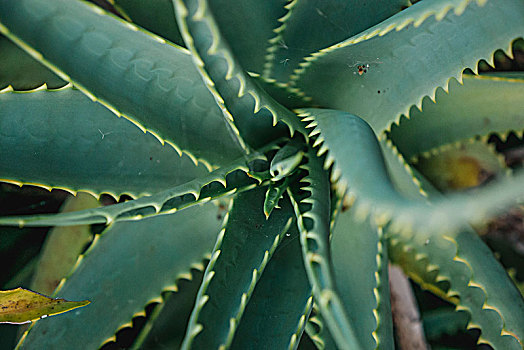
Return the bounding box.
[414,140,509,192]
[181,187,294,349]
[17,201,222,349]
[389,210,524,348]
[0,0,246,167]
[288,148,363,350]
[174,0,308,148]
[383,159,524,348]
[266,0,409,83]
[0,155,262,227]
[230,225,312,350]
[207,0,289,75]
[435,228,524,348]
[298,107,524,235]
[0,86,210,198]
[381,146,524,348]
[0,288,89,325]
[112,0,185,45]
[330,206,394,350]
[292,0,524,134]
[0,35,64,90]
[390,74,524,159]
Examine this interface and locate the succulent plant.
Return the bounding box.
[1,0,523,349]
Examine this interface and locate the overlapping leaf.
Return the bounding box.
[230,226,312,350]
[292,0,524,134]
[0,156,262,227]
[181,187,293,349]
[174,0,307,150]
[298,108,524,235]
[0,0,247,167]
[17,201,222,349]
[288,148,364,350]
[383,144,524,349]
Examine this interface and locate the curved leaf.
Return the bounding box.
[18,201,222,349]
[0,86,209,198]
[390,74,524,159]
[388,211,524,349]
[0,0,246,167]
[292,0,524,134]
[181,187,294,349]
[298,107,524,235]
[305,303,338,350]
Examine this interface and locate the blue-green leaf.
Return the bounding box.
[292,0,524,134]
[0,0,246,167]
[288,148,363,350]
[298,107,524,235]
[267,0,408,83]
[331,208,393,349]
[174,0,307,148]
[0,86,209,198]
[18,201,223,349]
[182,187,294,349]
[230,225,312,350]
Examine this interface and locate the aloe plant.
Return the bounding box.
[1,0,523,348]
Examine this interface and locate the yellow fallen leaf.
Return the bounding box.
[0,288,89,324]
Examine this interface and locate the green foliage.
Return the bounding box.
[0,0,523,349]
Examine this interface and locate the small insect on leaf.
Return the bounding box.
[0,288,90,324]
[357,64,369,75]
